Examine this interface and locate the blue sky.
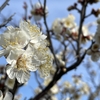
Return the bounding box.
[0,0,100,100]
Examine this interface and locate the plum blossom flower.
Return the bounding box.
[62,14,76,29]
[31,2,48,21]
[50,85,59,94]
[52,18,64,35]
[0,26,29,57]
[80,82,90,95]
[51,15,76,41]
[19,20,47,49]
[51,18,70,40]
[87,49,100,62]
[87,43,100,62]
[63,81,75,94]
[6,45,40,83]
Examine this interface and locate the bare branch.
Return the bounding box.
[30,0,33,8]
[0,0,10,12]
[34,72,43,89]
[76,1,88,60]
[0,13,15,28]
[42,0,60,71]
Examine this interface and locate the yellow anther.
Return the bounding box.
[17,55,27,70]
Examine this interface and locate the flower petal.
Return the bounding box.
[16,70,30,83]
[6,62,16,79]
[0,49,6,57]
[27,65,38,71]
[7,49,24,64]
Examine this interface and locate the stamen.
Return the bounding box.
[16,55,27,70]
[4,37,18,47]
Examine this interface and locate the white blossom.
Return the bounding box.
[0,26,29,57]
[72,75,82,85]
[50,85,59,94]
[6,45,40,83]
[91,43,100,51]
[63,81,75,93]
[31,2,48,21]
[19,20,47,49]
[80,83,90,95]
[87,47,100,62]
[62,14,76,29]
[52,18,64,38]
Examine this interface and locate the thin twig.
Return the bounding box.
[0,13,15,28]
[30,0,33,8]
[42,0,59,72]
[0,0,10,12]
[34,72,43,89]
[77,1,88,60]
[85,13,92,18]
[75,7,81,13]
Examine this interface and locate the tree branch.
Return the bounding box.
[76,1,88,60]
[0,0,10,12]
[0,13,15,28]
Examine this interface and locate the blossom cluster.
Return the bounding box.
[0,20,53,83]
[51,14,93,43]
[87,17,100,61]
